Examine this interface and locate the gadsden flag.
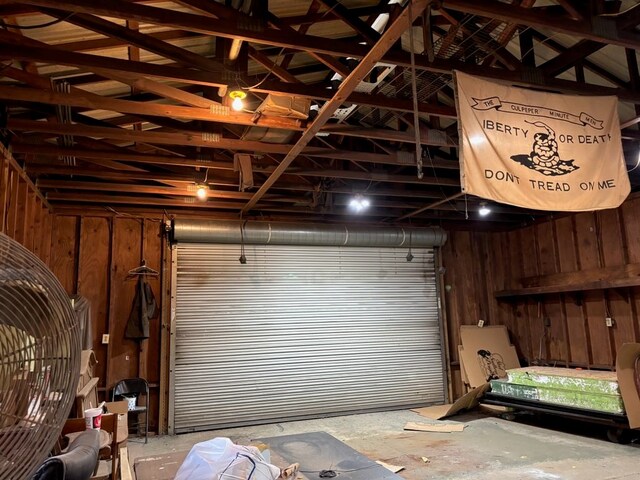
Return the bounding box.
[455,71,630,211]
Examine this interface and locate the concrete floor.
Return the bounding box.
[128,409,639,480]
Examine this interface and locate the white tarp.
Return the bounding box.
[455,71,630,211]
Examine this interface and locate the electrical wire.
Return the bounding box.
[408,0,423,180]
[0,13,75,30]
[240,47,286,91]
[300,464,381,475]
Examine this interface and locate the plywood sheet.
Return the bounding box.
[50,215,79,294]
[78,217,111,386]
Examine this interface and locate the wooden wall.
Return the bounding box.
[442,195,640,399]
[0,144,52,262]
[48,214,166,433]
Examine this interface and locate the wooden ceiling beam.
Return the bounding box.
[530,30,629,88]
[265,11,351,77]
[254,80,458,116]
[1,26,222,110]
[43,191,485,221]
[176,0,352,77]
[281,6,392,27]
[442,0,640,49]
[12,143,231,170]
[13,137,459,170]
[44,192,249,209]
[275,168,459,186]
[555,0,585,20]
[3,21,637,108]
[36,180,306,203]
[436,10,520,70]
[40,8,225,73]
[241,0,430,213]
[0,31,455,117]
[59,30,203,54]
[0,85,303,130]
[616,2,640,30]
[247,47,300,84]
[316,0,381,46]
[10,0,640,59]
[92,70,222,109]
[28,163,456,200]
[397,192,465,220]
[7,119,457,157]
[26,165,207,183]
[28,159,457,187]
[0,32,231,87]
[540,39,605,77]
[10,0,365,59]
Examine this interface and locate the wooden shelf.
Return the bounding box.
[496,277,640,298]
[495,264,640,298]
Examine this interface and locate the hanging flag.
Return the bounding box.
[455,71,630,211]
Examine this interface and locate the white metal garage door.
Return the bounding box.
[170,243,445,433]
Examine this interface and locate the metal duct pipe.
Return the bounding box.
[171,219,447,247]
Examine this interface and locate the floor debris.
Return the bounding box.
[404,422,466,433]
[375,461,405,473]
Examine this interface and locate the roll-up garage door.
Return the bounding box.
[170,243,445,433]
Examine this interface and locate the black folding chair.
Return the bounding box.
[111,378,149,444]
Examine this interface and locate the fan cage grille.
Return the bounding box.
[0,232,81,480]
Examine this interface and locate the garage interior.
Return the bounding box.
[1,0,640,479]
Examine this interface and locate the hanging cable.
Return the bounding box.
[464,194,469,220]
[408,0,423,180]
[239,217,247,264]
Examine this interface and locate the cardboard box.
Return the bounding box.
[459,325,520,388]
[105,401,129,442]
[616,343,640,429]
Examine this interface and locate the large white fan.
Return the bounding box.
[0,232,82,479]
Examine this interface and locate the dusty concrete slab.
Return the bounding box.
[128,410,639,480]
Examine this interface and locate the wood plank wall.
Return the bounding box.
[442,196,640,399]
[0,145,52,262]
[48,214,165,433]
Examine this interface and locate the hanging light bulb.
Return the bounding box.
[479,202,491,216]
[195,184,208,200]
[194,168,209,201]
[229,89,247,111]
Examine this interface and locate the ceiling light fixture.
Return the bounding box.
[349,194,370,213]
[229,89,247,111]
[195,184,208,200]
[195,168,209,201]
[479,202,491,216]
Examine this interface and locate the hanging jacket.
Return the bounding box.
[125,277,158,340]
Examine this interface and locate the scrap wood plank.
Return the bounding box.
[375,461,405,473]
[404,422,466,432]
[120,446,133,480]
